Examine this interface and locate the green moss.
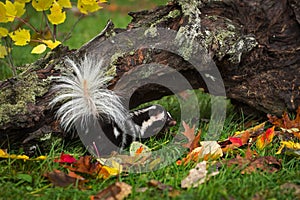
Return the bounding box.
[0,68,51,126]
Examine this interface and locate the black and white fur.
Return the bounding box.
[50,56,175,152]
[102,104,176,148]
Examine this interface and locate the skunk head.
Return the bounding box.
[130,104,176,139]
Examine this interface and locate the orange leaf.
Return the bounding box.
[135,146,144,155]
[268,106,300,129]
[65,155,102,175]
[256,126,275,150]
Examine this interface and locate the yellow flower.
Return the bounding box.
[77,0,104,14]
[0,27,9,37]
[14,1,26,17]
[47,1,66,25]
[42,39,61,49]
[15,0,31,3]
[0,2,7,23]
[32,0,54,11]
[4,0,17,22]
[9,28,31,46]
[56,0,72,8]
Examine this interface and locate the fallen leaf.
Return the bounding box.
[268,106,300,129]
[221,155,281,174]
[219,122,265,152]
[256,126,275,150]
[44,169,87,187]
[129,141,151,156]
[234,122,266,138]
[276,141,300,157]
[221,131,250,152]
[65,155,102,175]
[181,161,219,188]
[280,183,300,198]
[98,165,120,179]
[148,179,173,191]
[181,121,201,151]
[90,182,132,200]
[280,127,300,140]
[54,152,77,163]
[179,141,223,165]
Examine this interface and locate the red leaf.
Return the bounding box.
[54,152,77,163]
[229,137,243,146]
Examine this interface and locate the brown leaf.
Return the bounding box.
[280,183,300,198]
[90,182,132,200]
[148,179,173,191]
[44,169,87,187]
[65,155,102,176]
[268,106,300,129]
[181,121,200,151]
[222,155,281,174]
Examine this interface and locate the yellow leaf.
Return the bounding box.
[0,45,8,58]
[4,0,17,22]
[77,0,102,14]
[56,0,72,8]
[9,28,31,46]
[276,141,300,157]
[14,2,26,17]
[0,2,7,22]
[42,39,61,49]
[0,149,29,161]
[0,149,7,156]
[0,27,9,37]
[31,44,47,54]
[32,0,54,11]
[98,165,120,179]
[47,2,66,25]
[33,155,47,160]
[256,126,275,150]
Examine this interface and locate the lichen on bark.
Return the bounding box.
[0,69,51,127]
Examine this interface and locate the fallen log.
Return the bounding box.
[0,0,299,147]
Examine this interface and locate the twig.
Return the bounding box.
[62,14,84,43]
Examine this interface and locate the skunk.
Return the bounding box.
[49,55,175,153]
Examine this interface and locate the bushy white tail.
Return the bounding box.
[49,56,128,133]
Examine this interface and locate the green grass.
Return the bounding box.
[1,1,299,199]
[1,91,299,199]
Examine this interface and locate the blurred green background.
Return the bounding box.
[0,0,168,80]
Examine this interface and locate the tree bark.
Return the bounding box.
[0,0,299,147]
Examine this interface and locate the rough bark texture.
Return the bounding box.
[0,0,299,147]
